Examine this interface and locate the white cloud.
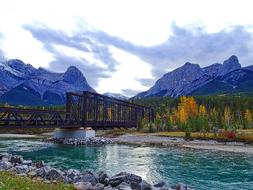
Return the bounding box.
[1,0,253,95]
[96,46,153,94]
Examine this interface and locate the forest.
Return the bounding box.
[133,95,253,138]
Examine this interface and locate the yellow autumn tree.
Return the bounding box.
[244,109,252,127]
[177,96,197,123]
[199,105,206,116]
[188,97,197,116]
[224,107,232,129]
[178,107,187,123]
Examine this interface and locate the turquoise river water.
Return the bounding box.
[0,139,253,190]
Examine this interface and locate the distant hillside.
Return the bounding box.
[134,55,253,98]
[0,59,95,106]
[103,92,128,100]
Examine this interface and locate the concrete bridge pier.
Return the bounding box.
[53,128,95,139]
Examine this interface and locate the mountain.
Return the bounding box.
[0,59,95,106]
[245,65,253,71]
[135,55,253,98]
[103,92,128,100]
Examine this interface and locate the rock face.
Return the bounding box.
[0,59,95,105]
[218,55,241,76]
[134,55,253,98]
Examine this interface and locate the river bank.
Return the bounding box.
[114,134,253,154]
[1,133,253,154]
[0,152,193,190]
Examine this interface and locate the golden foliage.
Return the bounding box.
[199,105,206,116]
[224,107,232,126]
[244,109,252,124]
[176,96,197,123]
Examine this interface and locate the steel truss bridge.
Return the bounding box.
[0,91,154,129]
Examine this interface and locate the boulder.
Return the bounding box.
[35,160,44,168]
[98,171,109,184]
[109,172,142,189]
[10,155,23,165]
[36,166,50,178]
[0,153,11,160]
[0,160,13,170]
[137,180,152,190]
[23,160,33,166]
[27,171,37,178]
[77,171,99,186]
[117,182,132,190]
[67,169,81,179]
[154,181,166,188]
[15,165,30,174]
[74,181,94,190]
[45,168,63,180]
[94,183,104,190]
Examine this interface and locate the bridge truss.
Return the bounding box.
[0,91,154,129]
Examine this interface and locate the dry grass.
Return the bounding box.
[153,130,253,143]
[100,128,253,143]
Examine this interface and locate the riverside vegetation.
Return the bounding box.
[134,95,253,141]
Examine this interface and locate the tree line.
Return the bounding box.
[134,96,253,134]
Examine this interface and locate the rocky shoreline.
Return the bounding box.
[0,153,194,190]
[44,137,115,146]
[43,134,253,154]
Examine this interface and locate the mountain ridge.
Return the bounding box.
[0,59,95,106]
[134,55,253,98]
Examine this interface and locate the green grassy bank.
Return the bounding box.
[0,171,75,190]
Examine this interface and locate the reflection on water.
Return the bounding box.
[0,139,253,190]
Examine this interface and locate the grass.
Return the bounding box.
[0,171,75,190]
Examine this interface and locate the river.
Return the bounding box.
[0,138,253,190]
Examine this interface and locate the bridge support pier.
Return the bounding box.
[53,128,95,139]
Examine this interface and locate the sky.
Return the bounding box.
[1,0,253,97]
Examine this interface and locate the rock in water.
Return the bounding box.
[154,181,166,188]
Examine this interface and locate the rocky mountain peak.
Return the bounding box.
[7,59,25,68]
[218,55,241,76]
[7,59,36,75]
[182,62,200,69]
[63,66,86,84]
[62,66,94,92]
[134,55,252,99]
[0,59,96,105]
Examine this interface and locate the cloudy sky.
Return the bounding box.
[1,0,253,96]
